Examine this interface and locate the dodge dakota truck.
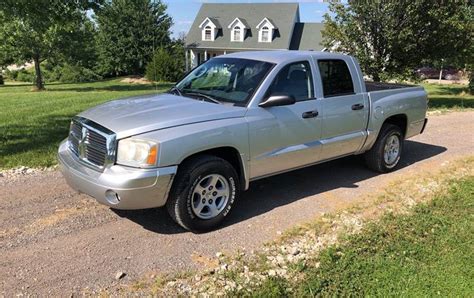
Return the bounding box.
[59,51,428,231]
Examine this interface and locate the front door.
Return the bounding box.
[248,61,323,179]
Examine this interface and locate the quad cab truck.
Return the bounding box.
[59,51,428,232]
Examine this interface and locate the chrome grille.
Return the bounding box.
[68,118,116,169]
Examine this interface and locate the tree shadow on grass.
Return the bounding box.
[114,140,447,235]
[428,96,474,109]
[45,82,174,93]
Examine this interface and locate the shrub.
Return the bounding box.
[5,69,19,80]
[146,47,184,82]
[16,69,35,83]
[59,64,101,83]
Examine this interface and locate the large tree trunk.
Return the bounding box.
[0,73,4,85]
[33,54,44,90]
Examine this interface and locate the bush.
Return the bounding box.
[146,47,184,82]
[16,69,35,83]
[58,64,101,83]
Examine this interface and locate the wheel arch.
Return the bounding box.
[178,146,248,191]
[383,114,408,138]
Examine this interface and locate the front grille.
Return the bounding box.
[68,118,116,169]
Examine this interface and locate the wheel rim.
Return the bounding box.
[191,174,230,220]
[384,134,400,167]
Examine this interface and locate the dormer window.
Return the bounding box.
[233,26,242,41]
[261,26,270,42]
[204,26,212,41]
[199,17,220,42]
[228,18,248,42]
[257,18,276,43]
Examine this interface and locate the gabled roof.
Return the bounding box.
[186,3,299,50]
[228,17,249,29]
[289,23,325,51]
[256,17,277,29]
[199,17,221,29]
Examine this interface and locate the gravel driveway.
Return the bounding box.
[1,111,473,295]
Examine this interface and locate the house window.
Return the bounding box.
[204,26,212,41]
[233,26,241,42]
[261,26,270,42]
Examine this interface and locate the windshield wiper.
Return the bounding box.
[168,86,182,96]
[182,91,222,104]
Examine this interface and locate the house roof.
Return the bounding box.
[289,23,325,51]
[186,3,299,50]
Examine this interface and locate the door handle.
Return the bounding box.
[352,103,364,110]
[302,110,319,119]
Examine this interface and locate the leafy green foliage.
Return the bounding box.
[322,1,473,82]
[95,0,173,77]
[58,64,102,83]
[145,41,185,82]
[0,0,100,89]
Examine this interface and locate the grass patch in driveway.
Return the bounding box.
[0,79,172,169]
[260,176,474,297]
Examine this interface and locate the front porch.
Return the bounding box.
[185,49,235,71]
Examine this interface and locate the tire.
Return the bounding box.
[364,124,404,173]
[166,155,239,232]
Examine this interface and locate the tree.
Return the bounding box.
[145,39,185,82]
[95,0,173,77]
[0,0,99,90]
[322,1,473,82]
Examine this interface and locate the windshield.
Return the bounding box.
[175,58,274,106]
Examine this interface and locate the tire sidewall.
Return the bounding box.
[178,160,238,231]
[380,128,403,171]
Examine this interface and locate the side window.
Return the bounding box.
[317,59,354,97]
[266,61,314,102]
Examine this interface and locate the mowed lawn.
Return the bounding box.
[0,80,472,169]
[423,83,474,110]
[0,79,173,169]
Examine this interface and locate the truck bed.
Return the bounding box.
[365,81,415,92]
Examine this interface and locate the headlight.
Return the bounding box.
[116,138,158,167]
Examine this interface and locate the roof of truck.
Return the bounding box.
[219,50,348,64]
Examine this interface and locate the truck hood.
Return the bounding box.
[79,93,247,139]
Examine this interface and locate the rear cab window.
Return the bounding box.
[317,59,354,97]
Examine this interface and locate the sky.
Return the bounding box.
[165,0,332,38]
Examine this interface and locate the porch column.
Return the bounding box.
[204,50,208,61]
[185,50,189,72]
[224,50,227,55]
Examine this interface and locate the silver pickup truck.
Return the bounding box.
[58,51,428,231]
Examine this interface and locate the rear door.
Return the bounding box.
[315,59,369,160]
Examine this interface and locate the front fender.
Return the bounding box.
[136,118,250,186]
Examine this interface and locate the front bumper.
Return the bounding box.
[58,140,177,210]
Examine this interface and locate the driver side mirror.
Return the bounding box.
[259,94,296,108]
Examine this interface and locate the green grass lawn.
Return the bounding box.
[253,176,474,297]
[0,80,471,169]
[0,79,173,169]
[423,83,474,109]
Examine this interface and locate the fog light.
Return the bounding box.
[105,190,121,205]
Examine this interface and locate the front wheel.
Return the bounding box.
[166,155,239,232]
[364,124,404,173]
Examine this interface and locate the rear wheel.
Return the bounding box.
[166,155,239,232]
[364,124,404,173]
